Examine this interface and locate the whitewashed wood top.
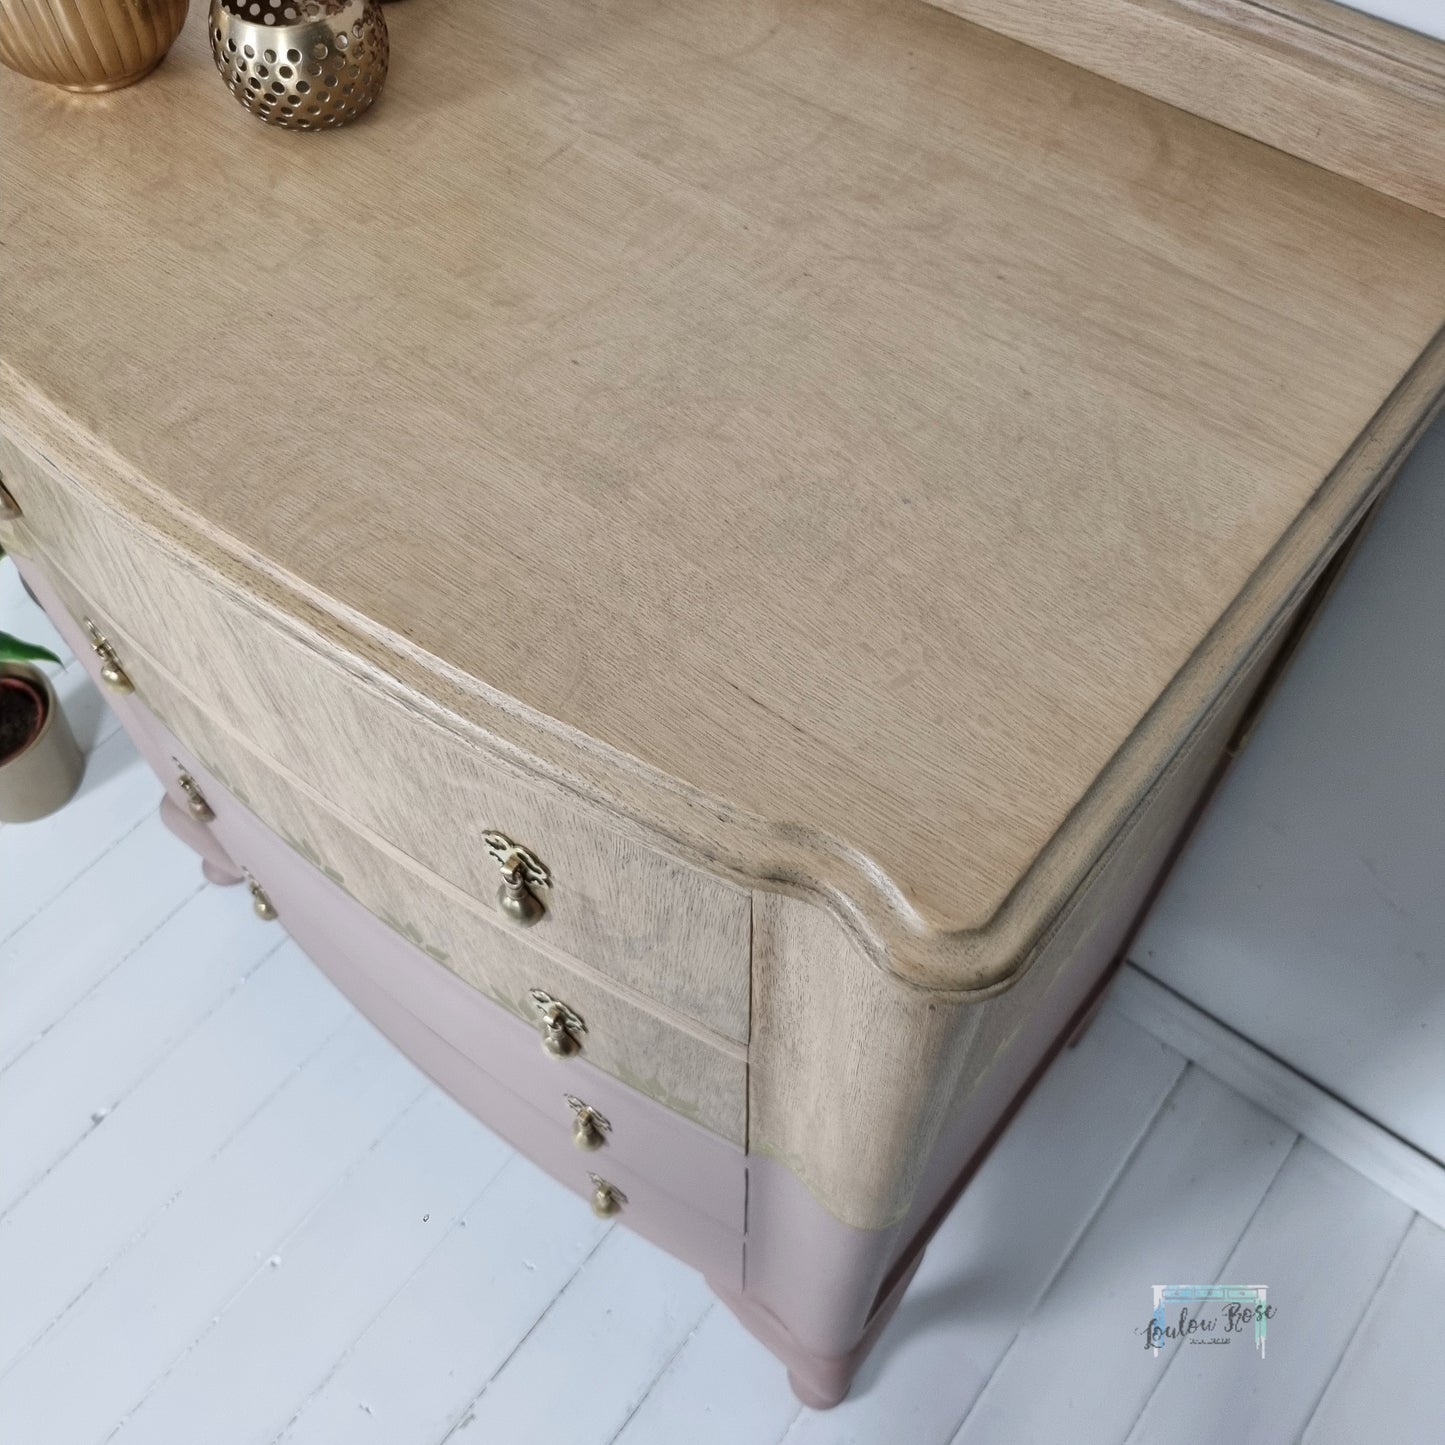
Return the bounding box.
[4,0,1445,989]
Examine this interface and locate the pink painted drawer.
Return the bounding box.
[24,557,747,1252]
[199,759,748,1236]
[199,745,746,1278]
[328,965,744,1292]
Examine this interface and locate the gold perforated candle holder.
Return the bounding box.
[209,0,388,130]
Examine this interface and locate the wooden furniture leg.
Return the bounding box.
[158,793,243,886]
[712,1248,926,1410]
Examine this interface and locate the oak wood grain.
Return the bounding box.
[3,0,1445,991]
[750,595,1285,1226]
[0,432,752,1042]
[923,0,1445,218]
[101,622,751,1144]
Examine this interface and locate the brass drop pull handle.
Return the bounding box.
[247,875,278,921]
[176,767,214,823]
[484,831,550,927]
[565,1094,611,1151]
[83,619,134,695]
[0,475,20,521]
[588,1174,626,1218]
[530,989,585,1059]
[540,1006,577,1057]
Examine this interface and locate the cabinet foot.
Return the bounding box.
[202,856,245,886]
[159,795,243,886]
[715,1247,924,1410]
[787,1367,847,1412]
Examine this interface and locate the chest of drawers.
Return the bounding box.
[4,0,1445,1409]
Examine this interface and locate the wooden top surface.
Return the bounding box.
[4,0,1445,991]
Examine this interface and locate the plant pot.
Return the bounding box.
[0,0,189,92]
[0,662,83,823]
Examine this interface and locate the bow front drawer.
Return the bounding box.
[0,430,750,1042]
[170,690,750,1145]
[18,549,751,1148]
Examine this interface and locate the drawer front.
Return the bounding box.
[0,431,750,1041]
[221,754,748,1144]
[26,552,749,1229]
[334,965,744,1289]
[24,558,748,1145]
[198,740,748,1236]
[192,726,750,1196]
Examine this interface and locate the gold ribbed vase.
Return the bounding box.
[0,0,189,91]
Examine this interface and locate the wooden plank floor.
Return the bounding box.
[5,437,1445,1444]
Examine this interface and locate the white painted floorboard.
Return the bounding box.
[0,1016,426,1445]
[1125,1140,1412,1445]
[954,1068,1298,1445]
[6,512,1445,1443]
[0,883,286,1217]
[277,1154,611,1445]
[1302,1216,1445,1445]
[776,1008,1186,1445]
[0,813,204,1075]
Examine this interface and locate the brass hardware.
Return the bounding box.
[209,0,390,132]
[83,619,134,695]
[175,767,215,823]
[0,475,19,521]
[247,876,278,922]
[588,1174,626,1218]
[565,1094,611,1151]
[485,831,550,928]
[0,0,186,90]
[529,988,585,1058]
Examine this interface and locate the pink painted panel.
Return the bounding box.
[192,763,745,1232]
[198,769,742,1286]
[157,794,243,885]
[325,955,744,1291]
[21,554,746,1248]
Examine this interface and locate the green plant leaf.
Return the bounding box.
[0,630,61,667]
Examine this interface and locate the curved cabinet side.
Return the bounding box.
[737,604,1290,1397]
